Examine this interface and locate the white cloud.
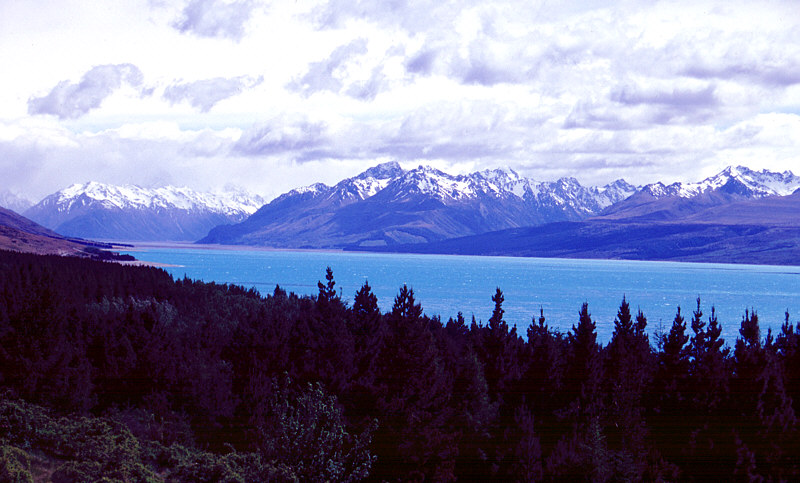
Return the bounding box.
[27,64,145,120]
[172,0,257,41]
[3,0,800,200]
[163,75,264,112]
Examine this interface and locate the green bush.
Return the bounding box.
[0,445,33,483]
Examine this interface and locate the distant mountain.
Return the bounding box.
[363,190,800,266]
[597,165,800,221]
[25,182,267,241]
[200,161,637,248]
[0,206,129,259]
[0,190,34,214]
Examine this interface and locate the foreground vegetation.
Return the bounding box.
[1,250,799,481]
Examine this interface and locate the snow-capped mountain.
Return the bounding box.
[200,161,637,248]
[600,165,800,221]
[25,182,267,241]
[638,166,800,199]
[0,190,34,214]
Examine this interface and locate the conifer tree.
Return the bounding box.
[372,285,455,481]
[346,281,385,417]
[352,280,379,320]
[520,307,562,456]
[479,288,520,403]
[603,298,651,479]
[317,266,339,310]
[564,303,602,428]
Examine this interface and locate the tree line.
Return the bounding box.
[1,249,799,481]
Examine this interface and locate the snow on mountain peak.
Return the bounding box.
[635,165,800,200]
[357,161,405,181]
[51,182,266,216]
[669,165,800,198]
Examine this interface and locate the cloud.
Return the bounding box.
[163,75,263,112]
[346,66,386,101]
[405,49,437,75]
[610,84,717,108]
[27,64,144,120]
[234,117,329,156]
[173,0,255,41]
[563,81,722,130]
[288,39,369,97]
[684,59,800,88]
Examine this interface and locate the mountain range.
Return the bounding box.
[4,163,799,265]
[200,161,637,247]
[24,182,267,241]
[366,172,800,265]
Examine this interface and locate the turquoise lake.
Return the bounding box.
[123,244,800,344]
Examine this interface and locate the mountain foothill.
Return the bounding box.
[2,162,800,264]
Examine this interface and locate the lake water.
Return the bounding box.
[123,244,800,344]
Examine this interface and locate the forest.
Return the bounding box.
[1,249,799,481]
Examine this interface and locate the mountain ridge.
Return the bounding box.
[359,190,800,265]
[25,182,267,242]
[200,161,638,248]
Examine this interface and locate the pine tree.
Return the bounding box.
[316,266,339,309]
[346,281,385,415]
[371,285,456,481]
[603,297,650,480]
[651,306,692,470]
[564,303,602,430]
[479,288,520,403]
[352,280,379,320]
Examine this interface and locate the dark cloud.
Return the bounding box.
[234,118,329,156]
[288,39,369,97]
[610,84,717,107]
[28,64,143,119]
[346,67,386,101]
[565,83,720,131]
[173,0,255,41]
[163,75,263,112]
[405,49,437,75]
[685,61,800,87]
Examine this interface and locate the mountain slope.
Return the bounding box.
[597,165,800,221]
[25,182,267,241]
[364,190,800,265]
[200,162,637,248]
[0,206,128,259]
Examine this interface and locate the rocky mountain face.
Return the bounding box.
[369,170,800,266]
[200,161,638,248]
[25,182,267,241]
[22,163,797,250]
[597,165,800,221]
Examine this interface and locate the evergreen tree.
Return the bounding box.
[684,300,733,479]
[316,266,341,313]
[520,307,563,457]
[372,285,456,481]
[478,288,521,403]
[651,306,692,470]
[563,303,602,430]
[352,280,379,320]
[345,281,385,419]
[603,297,650,480]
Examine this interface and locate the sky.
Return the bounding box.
[2,0,800,202]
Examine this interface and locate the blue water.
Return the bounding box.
[123,244,800,344]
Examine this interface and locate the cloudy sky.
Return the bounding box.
[2,0,799,202]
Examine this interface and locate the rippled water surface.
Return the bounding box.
[123,244,800,343]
